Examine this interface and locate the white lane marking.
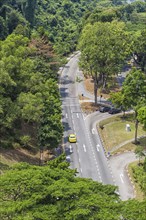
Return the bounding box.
[83,144,86,152]
[120,173,124,183]
[80,168,82,173]
[76,113,79,118]
[65,113,68,118]
[92,128,95,134]
[96,144,100,152]
[69,145,73,153]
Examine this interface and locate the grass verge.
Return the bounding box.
[98,114,146,153]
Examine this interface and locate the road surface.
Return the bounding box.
[59,53,136,200]
[60,53,113,184]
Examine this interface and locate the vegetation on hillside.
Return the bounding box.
[0,0,146,218]
[1,155,146,220]
[0,33,63,153]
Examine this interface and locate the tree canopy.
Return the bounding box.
[1,155,146,220]
[0,33,63,150]
[78,20,131,104]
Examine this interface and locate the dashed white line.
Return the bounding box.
[83,144,86,152]
[65,113,68,118]
[76,113,79,118]
[69,145,73,153]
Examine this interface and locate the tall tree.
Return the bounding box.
[1,156,146,220]
[137,106,146,130]
[121,68,146,143]
[79,21,131,104]
[0,156,120,220]
[133,30,146,73]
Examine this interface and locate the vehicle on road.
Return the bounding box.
[69,134,77,143]
[108,108,121,114]
[99,106,111,113]
[66,155,71,163]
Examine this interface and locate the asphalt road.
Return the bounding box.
[59,53,136,200]
[60,53,113,183]
[109,152,137,201]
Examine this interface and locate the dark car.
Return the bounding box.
[108,108,121,114]
[99,106,111,113]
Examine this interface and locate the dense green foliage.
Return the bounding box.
[0,0,100,55]
[78,20,131,104]
[131,162,146,196]
[0,33,63,150]
[1,156,146,220]
[0,1,146,218]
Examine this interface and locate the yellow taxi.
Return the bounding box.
[69,134,77,143]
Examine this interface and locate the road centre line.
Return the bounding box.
[69,145,73,153]
[76,113,79,118]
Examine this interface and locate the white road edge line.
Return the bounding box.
[83,144,86,152]
[92,128,95,134]
[120,173,124,183]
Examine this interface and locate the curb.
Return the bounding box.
[126,164,136,198]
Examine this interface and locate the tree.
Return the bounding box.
[121,68,146,143]
[133,30,146,73]
[110,91,129,117]
[0,16,8,39]
[1,156,146,220]
[0,33,63,151]
[78,21,132,104]
[38,96,63,153]
[137,106,146,130]
[121,199,146,220]
[0,156,121,220]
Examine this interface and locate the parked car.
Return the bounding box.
[99,106,111,113]
[108,108,121,114]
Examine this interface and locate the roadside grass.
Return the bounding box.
[128,161,145,201]
[113,137,146,154]
[98,114,146,152]
[81,102,99,114]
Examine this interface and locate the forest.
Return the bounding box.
[0,0,146,219]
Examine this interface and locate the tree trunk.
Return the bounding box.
[134,111,139,144]
[94,73,98,105]
[102,73,107,89]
